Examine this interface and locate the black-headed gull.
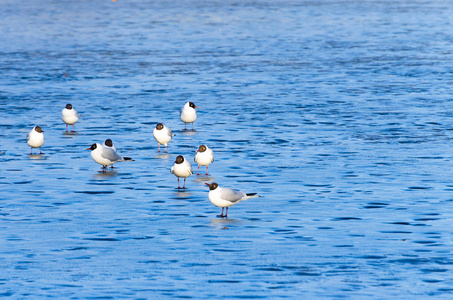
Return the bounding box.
[27,126,45,154]
[194,144,214,175]
[153,123,173,152]
[205,182,260,218]
[61,104,79,132]
[171,155,193,189]
[180,102,198,130]
[86,143,133,172]
[102,139,118,169]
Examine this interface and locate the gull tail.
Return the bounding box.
[245,193,260,199]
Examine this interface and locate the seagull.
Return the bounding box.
[102,139,117,168]
[194,144,214,175]
[61,103,79,132]
[27,126,45,154]
[171,155,193,189]
[205,182,260,218]
[103,138,117,152]
[180,102,198,130]
[153,123,173,152]
[86,143,133,172]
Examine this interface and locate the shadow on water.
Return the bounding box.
[173,190,193,198]
[179,130,197,136]
[63,131,79,136]
[210,218,243,229]
[28,154,45,160]
[155,153,171,159]
[93,170,119,179]
[194,175,215,182]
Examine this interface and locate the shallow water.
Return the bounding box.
[1,0,453,298]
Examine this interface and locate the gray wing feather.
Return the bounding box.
[220,188,245,203]
[100,147,123,162]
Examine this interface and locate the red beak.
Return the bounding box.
[195,106,199,109]
[85,147,91,150]
[205,183,210,186]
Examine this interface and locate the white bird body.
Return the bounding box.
[180,102,198,129]
[62,104,79,132]
[87,143,133,171]
[206,182,259,217]
[195,145,213,166]
[195,145,214,175]
[209,187,255,207]
[153,123,173,152]
[171,155,193,189]
[171,156,193,178]
[27,126,45,154]
[61,107,79,125]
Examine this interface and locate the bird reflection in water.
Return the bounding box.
[194,176,214,183]
[93,170,118,179]
[209,218,242,230]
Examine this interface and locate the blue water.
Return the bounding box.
[1,0,453,298]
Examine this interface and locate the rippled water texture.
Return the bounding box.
[1,0,453,298]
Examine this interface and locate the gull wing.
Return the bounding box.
[220,188,245,203]
[100,146,123,162]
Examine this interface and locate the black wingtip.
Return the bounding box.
[246,193,258,196]
[123,157,134,161]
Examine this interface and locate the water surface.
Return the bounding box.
[1,0,453,298]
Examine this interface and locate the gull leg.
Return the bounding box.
[197,165,200,176]
[205,166,209,176]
